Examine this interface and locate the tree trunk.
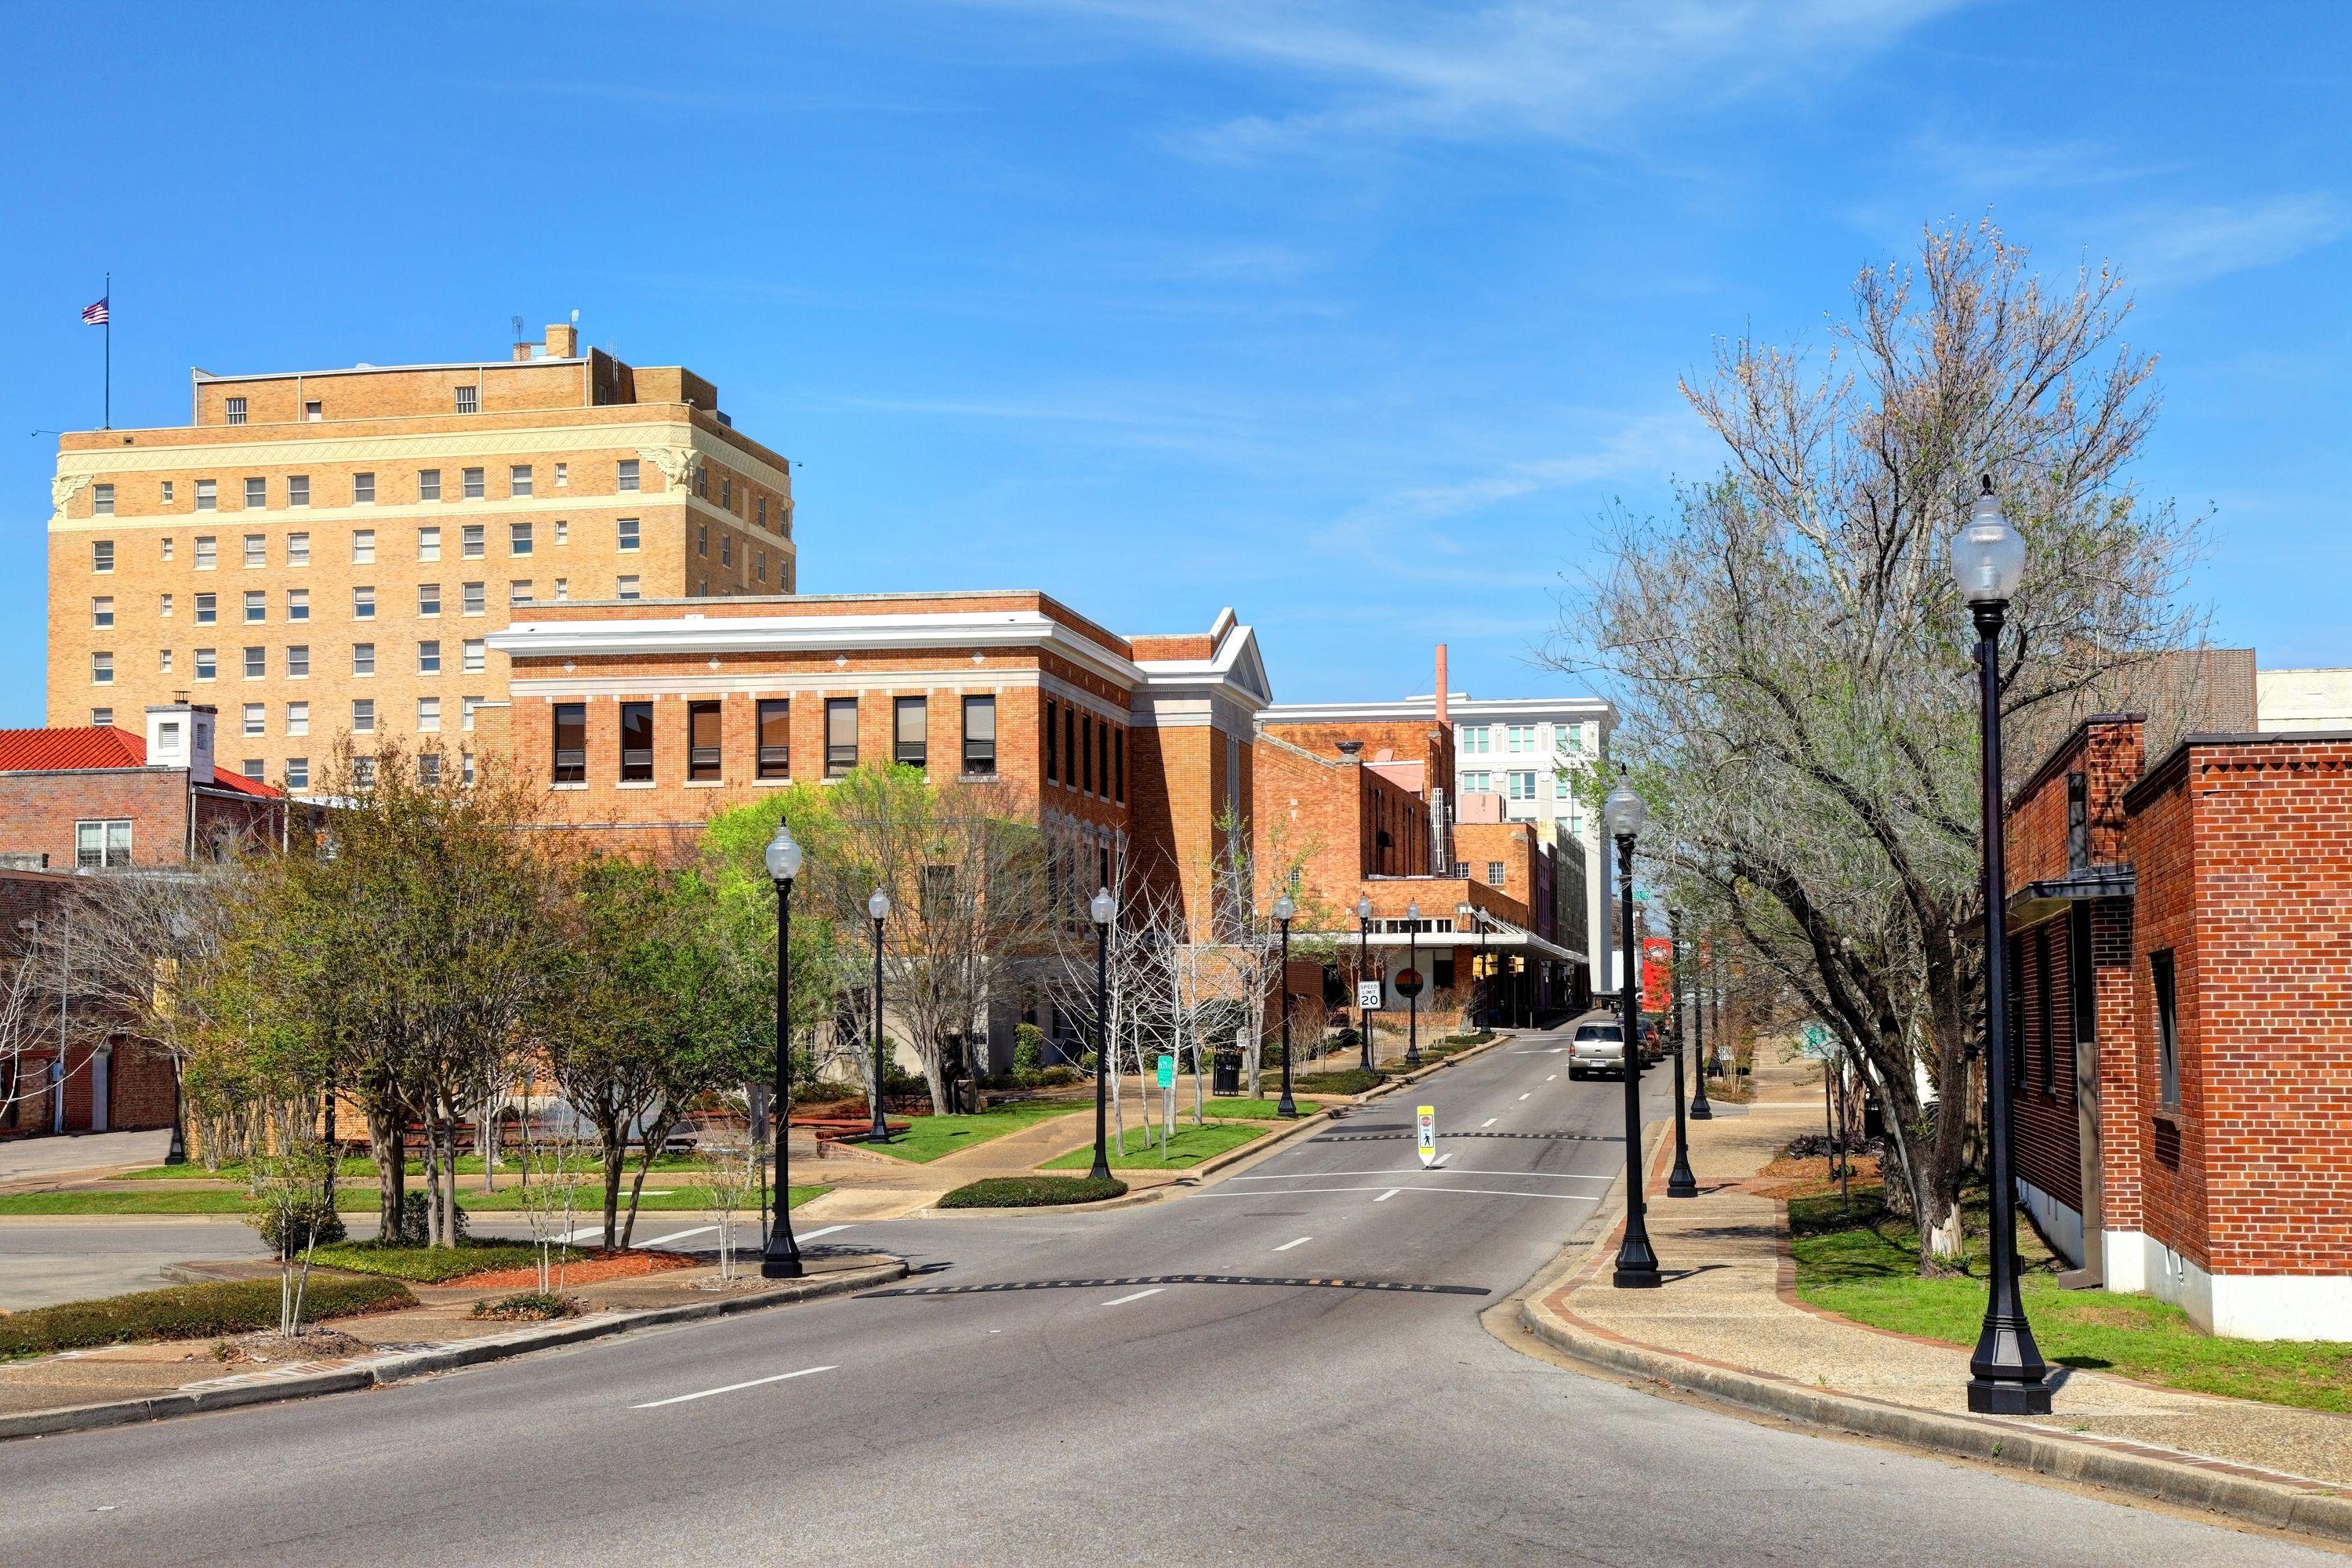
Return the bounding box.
[422,1114,445,1247]
[440,1112,461,1248]
[365,1100,406,1240]
[601,1142,626,1250]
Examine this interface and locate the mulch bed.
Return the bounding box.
[446,1249,699,1290]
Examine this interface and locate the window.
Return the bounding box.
[92,706,114,726]
[463,583,485,615]
[161,483,174,506]
[195,592,218,625]
[418,526,441,562]
[720,477,732,510]
[1098,723,1110,799]
[224,397,247,425]
[962,696,996,776]
[825,699,858,777]
[509,579,533,606]
[91,596,113,629]
[417,697,441,734]
[1487,861,1507,886]
[2069,903,2096,1087]
[509,465,532,498]
[461,751,474,786]
[287,532,309,567]
[353,586,376,619]
[285,644,308,677]
[720,534,731,567]
[1565,724,1587,755]
[243,533,266,567]
[463,468,485,501]
[242,590,266,624]
[419,469,441,502]
[354,472,374,504]
[617,459,640,492]
[288,475,309,508]
[1065,707,1077,792]
[194,648,216,681]
[1507,771,1537,801]
[895,697,927,768]
[695,464,708,499]
[91,652,114,684]
[286,702,308,736]
[1080,713,1094,792]
[554,520,568,546]
[510,521,532,556]
[1507,724,1536,753]
[417,752,441,786]
[619,702,654,782]
[244,477,267,509]
[461,695,483,732]
[1044,699,1058,784]
[195,479,217,511]
[696,522,708,557]
[352,642,376,676]
[756,550,766,583]
[463,640,485,673]
[242,703,265,738]
[2036,926,2056,1097]
[418,640,441,673]
[1461,725,1490,754]
[287,589,309,622]
[617,517,640,552]
[159,594,174,619]
[615,575,641,600]
[554,578,568,601]
[462,524,485,558]
[285,757,309,791]
[455,386,478,414]
[351,699,376,734]
[1114,728,1123,801]
[2153,950,2180,1111]
[351,530,375,564]
[553,703,586,783]
[353,756,377,788]
[194,536,216,569]
[757,699,790,779]
[418,583,441,617]
[303,400,322,422]
[74,820,132,869]
[688,701,721,781]
[554,462,568,488]
[1462,770,1490,793]
[92,483,114,514]
[91,539,114,573]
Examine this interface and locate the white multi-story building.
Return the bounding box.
[1445,695,1615,991]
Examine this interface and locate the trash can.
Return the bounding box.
[1211,1052,1242,1096]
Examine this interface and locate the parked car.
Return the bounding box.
[1568,1019,1628,1080]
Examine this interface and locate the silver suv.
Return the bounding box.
[1568,1020,1626,1080]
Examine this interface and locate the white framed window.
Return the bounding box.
[418,583,441,617]
[75,820,132,869]
[616,517,640,551]
[195,593,217,625]
[1461,770,1490,793]
[616,458,640,492]
[720,534,732,567]
[91,706,114,726]
[194,648,216,681]
[354,472,375,504]
[159,537,173,561]
[159,592,173,618]
[92,539,114,572]
[510,521,532,555]
[1507,724,1536,753]
[244,477,267,509]
[419,469,441,502]
[352,642,376,676]
[351,529,375,564]
[418,640,441,673]
[352,756,377,788]
[286,702,309,736]
[287,532,310,566]
[756,550,766,583]
[288,474,310,507]
[93,483,114,514]
[287,589,309,622]
[462,639,485,673]
[285,644,309,677]
[418,526,441,562]
[460,750,474,785]
[462,467,485,500]
[195,479,217,511]
[417,752,441,786]
[90,652,114,684]
[158,650,172,673]
[160,482,174,505]
[303,399,322,422]
[417,697,441,733]
[242,646,264,679]
[462,583,485,615]
[285,757,310,791]
[1486,861,1506,886]
[1461,724,1490,753]
[554,462,568,488]
[90,596,114,629]
[757,497,767,528]
[509,579,533,606]
[224,397,247,425]
[554,578,568,601]
[463,523,485,558]
[194,536,216,569]
[616,574,641,600]
[351,699,376,733]
[554,520,568,545]
[696,521,707,557]
[461,695,484,731]
[1507,771,1537,801]
[241,703,265,738]
[353,586,376,620]
[454,386,478,414]
[509,464,533,498]
[243,533,266,567]
[243,590,266,623]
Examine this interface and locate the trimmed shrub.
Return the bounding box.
[257,1198,347,1252]
[312,1239,561,1283]
[470,1290,575,1322]
[1037,1065,1080,1087]
[1297,1068,1386,1095]
[937,1175,1127,1209]
[1013,1023,1046,1076]
[390,1190,471,1246]
[0,1276,416,1359]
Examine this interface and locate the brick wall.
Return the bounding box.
[2124,750,2209,1269]
[2010,912,2082,1211]
[0,768,190,868]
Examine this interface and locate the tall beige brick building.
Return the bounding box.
[45,324,794,793]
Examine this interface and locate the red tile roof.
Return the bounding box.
[0,725,283,798]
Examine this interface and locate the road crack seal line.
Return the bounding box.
[1312,1131,1624,1144]
[858,1272,1489,1298]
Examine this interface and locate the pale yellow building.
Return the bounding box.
[45,323,795,793]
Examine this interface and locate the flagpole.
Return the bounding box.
[103,272,111,430]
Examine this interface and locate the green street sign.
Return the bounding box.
[1798,1022,1834,1057]
[1155,1054,1175,1090]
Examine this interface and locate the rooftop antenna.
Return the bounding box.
[510,314,524,343]
[570,307,579,325]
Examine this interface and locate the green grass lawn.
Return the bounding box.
[1,1275,416,1359]
[1790,1189,2352,1414]
[0,1184,828,1218]
[1198,1098,1313,1120]
[122,1153,703,1181]
[1039,1121,1265,1171]
[858,1102,1086,1163]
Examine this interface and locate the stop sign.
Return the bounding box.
[1394,967,1425,998]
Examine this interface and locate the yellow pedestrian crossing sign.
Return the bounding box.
[1416,1105,1436,1167]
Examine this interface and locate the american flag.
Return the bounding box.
[81,296,108,325]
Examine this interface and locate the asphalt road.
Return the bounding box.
[0,1029,2330,1566]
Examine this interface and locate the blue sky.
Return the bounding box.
[2,2,2346,723]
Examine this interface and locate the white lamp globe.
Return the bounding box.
[1951,477,2027,605]
[764,821,803,884]
[1405,900,1421,924]
[1090,886,1116,925]
[867,887,890,922]
[1603,772,1649,840]
[1273,892,1297,922]
[1356,895,1374,922]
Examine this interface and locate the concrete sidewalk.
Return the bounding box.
[0,1129,172,1191]
[1522,1048,2352,1536]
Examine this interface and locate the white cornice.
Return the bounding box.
[1262,695,1614,726]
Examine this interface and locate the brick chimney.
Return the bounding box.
[545,321,579,358]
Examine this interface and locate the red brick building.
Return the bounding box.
[0,868,178,1140]
[2005,713,2352,1338]
[0,701,289,871]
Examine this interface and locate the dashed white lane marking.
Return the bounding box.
[1518,1093,1532,1102]
[559,1224,604,1244]
[1274,1236,1312,1252]
[1547,1074,1558,1082]
[1432,1152,1452,1167]
[1101,1287,1165,1307]
[639,1225,717,1249]
[1231,1168,1613,1184]
[633,1366,836,1410]
[1203,1185,1596,1202]
[1374,1189,1403,1203]
[1481,1118,1498,1128]
[796,1225,853,1243]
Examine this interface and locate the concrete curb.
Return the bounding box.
[0,1258,908,1445]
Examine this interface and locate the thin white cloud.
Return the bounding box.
[959,0,1969,151]
[2112,194,2349,289]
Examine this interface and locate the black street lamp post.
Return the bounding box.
[1274,893,1298,1116]
[1690,929,1713,1120]
[1667,910,1697,1197]
[1088,886,1116,1181]
[762,822,806,1278]
[1605,771,1661,1288]
[1356,895,1375,1072]
[1403,899,1422,1069]
[1955,477,2051,1415]
[866,887,892,1145]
